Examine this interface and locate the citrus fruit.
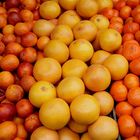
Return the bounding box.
[88,116,119,140]
[62,59,88,78]
[33,58,62,84]
[29,81,56,108]
[70,94,100,125]
[99,29,122,52]
[103,54,129,80]
[69,39,94,62]
[39,98,70,130]
[93,91,114,115]
[44,40,69,64]
[83,64,111,92]
[57,76,85,103]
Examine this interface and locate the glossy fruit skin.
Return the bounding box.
[16,99,34,118]
[0,41,5,54]
[103,54,129,80]
[88,116,118,140]
[33,19,55,37]
[110,80,127,102]
[99,29,122,52]
[33,58,62,84]
[0,54,19,71]
[132,107,140,125]
[31,126,59,140]
[5,84,24,102]
[62,59,87,78]
[24,113,41,133]
[0,71,14,89]
[16,124,27,139]
[93,91,114,115]
[20,75,36,92]
[21,32,37,47]
[29,81,56,108]
[115,101,133,117]
[128,87,140,107]
[20,47,37,63]
[5,0,20,9]
[39,1,61,20]
[58,127,80,140]
[7,12,22,25]
[57,77,85,104]
[44,39,69,64]
[76,0,98,18]
[73,20,97,42]
[124,73,139,89]
[5,42,23,56]
[0,121,17,140]
[17,62,33,78]
[68,120,87,133]
[69,39,94,62]
[51,24,74,45]
[118,115,136,138]
[58,10,81,28]
[0,103,16,123]
[81,133,91,140]
[83,64,111,92]
[39,98,70,130]
[70,94,100,125]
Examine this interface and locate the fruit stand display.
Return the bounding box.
[0,0,140,140]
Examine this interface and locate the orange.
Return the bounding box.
[39,1,61,20]
[90,14,109,30]
[68,120,87,133]
[132,107,140,125]
[83,64,111,92]
[44,40,69,64]
[134,126,140,137]
[58,127,80,140]
[93,91,114,115]
[33,19,55,37]
[70,94,100,125]
[124,73,139,89]
[33,58,62,84]
[57,76,85,104]
[2,24,14,35]
[62,59,88,78]
[125,136,139,140]
[37,36,50,50]
[76,0,98,18]
[73,20,97,42]
[97,0,113,12]
[81,133,92,140]
[29,81,56,108]
[51,24,73,45]
[58,0,78,10]
[118,115,136,138]
[128,87,140,106]
[31,126,59,140]
[39,98,70,130]
[58,10,81,28]
[99,29,122,52]
[90,50,111,64]
[88,116,119,140]
[110,80,127,102]
[115,101,134,117]
[69,39,94,62]
[103,54,129,80]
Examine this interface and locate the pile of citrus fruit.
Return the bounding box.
[0,0,140,139]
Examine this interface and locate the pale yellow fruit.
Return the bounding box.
[44,40,69,64]
[57,76,85,103]
[29,81,56,108]
[90,14,109,30]
[70,94,100,125]
[39,98,70,130]
[69,39,94,62]
[62,59,88,78]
